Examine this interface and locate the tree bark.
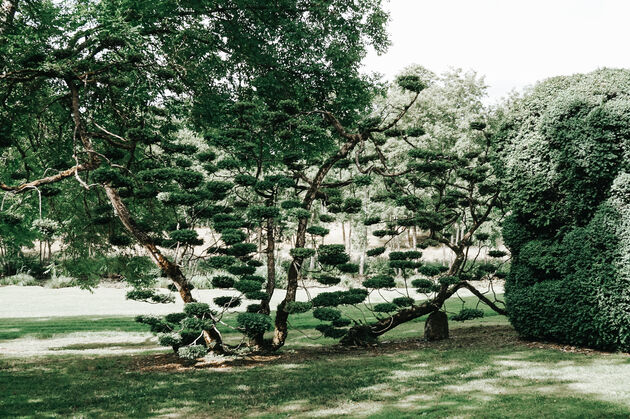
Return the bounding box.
[251,216,276,350]
[271,130,363,350]
[103,185,225,352]
[424,311,449,341]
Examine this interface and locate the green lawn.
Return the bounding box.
[1,297,629,418]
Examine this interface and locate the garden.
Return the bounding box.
[0,0,628,417]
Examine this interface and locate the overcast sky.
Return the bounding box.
[361,0,630,103]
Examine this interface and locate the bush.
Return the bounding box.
[499,69,630,351]
[0,273,38,286]
[237,312,272,337]
[44,276,76,288]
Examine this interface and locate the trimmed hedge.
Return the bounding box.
[499,69,630,351]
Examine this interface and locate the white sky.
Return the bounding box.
[361,0,630,103]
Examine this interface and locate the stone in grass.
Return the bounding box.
[424,311,449,341]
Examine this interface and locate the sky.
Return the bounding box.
[361,0,630,103]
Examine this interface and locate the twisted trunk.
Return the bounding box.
[103,185,225,352]
[341,250,467,346]
[271,131,363,350]
[251,216,276,350]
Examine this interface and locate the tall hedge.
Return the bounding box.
[498,69,630,351]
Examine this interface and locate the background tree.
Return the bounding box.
[301,68,508,345]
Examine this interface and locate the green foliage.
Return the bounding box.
[226,243,257,257]
[366,247,386,257]
[126,289,174,304]
[373,303,398,313]
[315,324,348,338]
[396,74,428,93]
[157,332,182,347]
[315,275,341,286]
[286,301,312,314]
[234,280,262,294]
[342,198,362,214]
[306,226,329,237]
[213,296,241,308]
[439,276,460,286]
[237,313,272,337]
[183,303,215,318]
[418,265,444,277]
[248,206,281,220]
[206,256,237,269]
[226,265,256,276]
[411,278,434,293]
[169,230,203,246]
[290,248,316,259]
[451,308,484,321]
[500,69,630,351]
[244,290,269,300]
[319,214,335,223]
[362,275,396,289]
[393,297,415,307]
[178,345,208,360]
[318,245,350,266]
[289,208,311,219]
[488,250,508,258]
[313,307,342,322]
[373,229,397,238]
[221,229,247,245]
[337,263,359,274]
[312,289,369,307]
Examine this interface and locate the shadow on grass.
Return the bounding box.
[1,325,629,418]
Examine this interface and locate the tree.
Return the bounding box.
[0,0,392,355]
[497,68,630,352]
[301,68,509,345]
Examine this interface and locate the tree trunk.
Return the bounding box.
[341,251,467,346]
[271,131,363,350]
[358,253,365,277]
[424,311,449,341]
[271,216,307,348]
[103,185,225,352]
[251,216,277,349]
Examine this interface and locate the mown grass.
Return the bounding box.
[1,328,629,418]
[0,316,147,340]
[0,294,502,343]
[1,294,629,417]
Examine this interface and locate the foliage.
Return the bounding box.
[499,69,630,351]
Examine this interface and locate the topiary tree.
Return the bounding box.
[294,68,509,346]
[1,0,394,356]
[497,69,630,351]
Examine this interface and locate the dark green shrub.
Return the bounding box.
[313,307,342,321]
[500,69,630,351]
[213,296,241,308]
[362,275,395,289]
[318,244,350,266]
[237,312,272,337]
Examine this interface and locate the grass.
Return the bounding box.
[0,316,147,340]
[1,294,629,417]
[1,326,629,418]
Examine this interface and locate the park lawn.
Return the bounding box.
[0,294,503,343]
[1,295,629,418]
[1,324,630,418]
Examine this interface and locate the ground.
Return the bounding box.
[0,288,628,418]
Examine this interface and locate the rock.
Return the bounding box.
[424,311,449,341]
